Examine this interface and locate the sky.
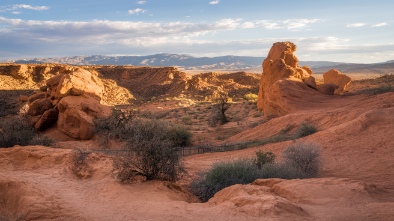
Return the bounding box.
[0,0,393,63]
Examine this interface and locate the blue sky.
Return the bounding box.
[0,0,393,63]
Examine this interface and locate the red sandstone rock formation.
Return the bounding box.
[323,69,352,94]
[257,42,318,116]
[26,67,111,139]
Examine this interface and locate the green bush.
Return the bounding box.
[295,122,317,138]
[167,124,193,147]
[0,116,53,148]
[282,143,321,177]
[190,159,262,202]
[254,149,275,169]
[190,143,321,202]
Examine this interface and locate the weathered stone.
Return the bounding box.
[35,108,59,131]
[57,95,111,140]
[323,69,351,94]
[55,68,104,98]
[27,98,53,116]
[28,92,46,103]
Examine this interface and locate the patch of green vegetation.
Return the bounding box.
[190,144,321,202]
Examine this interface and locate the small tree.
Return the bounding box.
[209,91,230,126]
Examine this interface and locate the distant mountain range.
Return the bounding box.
[8,53,394,74]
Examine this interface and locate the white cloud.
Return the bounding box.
[371,22,388,27]
[0,4,49,12]
[282,19,320,29]
[256,20,280,29]
[256,19,321,30]
[346,23,366,28]
[128,8,146,15]
[209,1,220,5]
[137,1,147,4]
[242,22,255,29]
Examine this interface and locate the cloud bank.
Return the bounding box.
[0,16,392,63]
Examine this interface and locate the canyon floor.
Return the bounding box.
[1,65,394,220]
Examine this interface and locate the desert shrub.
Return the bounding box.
[190,159,262,202]
[282,143,321,177]
[254,149,275,169]
[167,124,193,147]
[295,122,317,138]
[181,116,193,125]
[71,148,93,178]
[190,143,322,202]
[260,163,309,179]
[29,135,54,147]
[355,85,394,95]
[0,90,33,117]
[0,115,52,148]
[113,119,186,182]
[94,109,137,145]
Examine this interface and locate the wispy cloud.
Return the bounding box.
[371,22,388,27]
[282,19,320,29]
[209,1,220,5]
[0,4,49,12]
[256,19,321,30]
[128,8,146,15]
[137,1,147,4]
[346,23,366,28]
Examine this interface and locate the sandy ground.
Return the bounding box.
[1,74,394,220]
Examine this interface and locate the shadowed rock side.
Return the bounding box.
[257,42,351,117]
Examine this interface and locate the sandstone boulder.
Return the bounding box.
[55,68,104,99]
[27,98,53,116]
[257,42,320,116]
[28,92,47,104]
[57,96,111,140]
[323,69,351,94]
[35,108,59,131]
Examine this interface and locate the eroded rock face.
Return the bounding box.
[257,42,318,117]
[323,69,351,94]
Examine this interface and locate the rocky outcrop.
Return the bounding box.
[57,96,110,140]
[323,69,351,94]
[257,42,351,117]
[25,67,111,139]
[257,42,318,116]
